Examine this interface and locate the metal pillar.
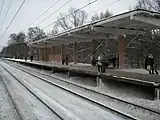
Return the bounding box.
[73,42,77,64]
[119,35,125,69]
[40,48,44,61]
[38,48,41,60]
[44,47,49,61]
[29,46,33,58]
[91,40,96,54]
[46,47,49,61]
[51,46,53,55]
[61,44,64,63]
[51,46,54,61]
[44,47,46,61]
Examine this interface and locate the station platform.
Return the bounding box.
[3,58,160,100]
[4,58,160,83]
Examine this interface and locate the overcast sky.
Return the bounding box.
[0,0,138,47]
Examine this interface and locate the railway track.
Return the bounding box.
[8,61,160,111]
[1,61,140,120]
[0,75,21,120]
[0,64,73,120]
[3,61,160,120]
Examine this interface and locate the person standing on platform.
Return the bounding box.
[109,55,117,68]
[145,54,154,74]
[116,55,119,68]
[30,55,33,62]
[62,55,65,65]
[97,53,104,72]
[65,55,69,65]
[25,56,27,61]
[101,53,106,73]
[91,52,96,66]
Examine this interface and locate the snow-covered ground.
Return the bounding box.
[0,78,19,120]
[116,68,160,75]
[21,69,160,120]
[6,58,160,75]
[13,61,160,109]
[0,64,61,120]
[1,61,131,120]
[4,61,160,120]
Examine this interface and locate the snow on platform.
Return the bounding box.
[4,58,160,83]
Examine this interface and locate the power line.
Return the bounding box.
[42,0,98,29]
[21,0,61,32]
[92,0,122,13]
[35,0,71,26]
[0,0,13,33]
[0,0,4,16]
[0,0,26,41]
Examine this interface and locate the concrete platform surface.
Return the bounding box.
[5,58,160,83]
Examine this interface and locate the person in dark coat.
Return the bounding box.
[100,53,106,73]
[91,52,96,66]
[145,54,159,75]
[112,56,117,68]
[147,54,154,74]
[62,55,65,65]
[30,55,33,62]
[97,53,103,72]
[109,55,117,68]
[65,55,69,65]
[25,56,27,61]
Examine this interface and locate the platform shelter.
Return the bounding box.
[29,9,160,69]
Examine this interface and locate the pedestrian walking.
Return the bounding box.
[145,54,154,74]
[97,53,104,72]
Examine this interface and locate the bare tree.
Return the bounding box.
[16,32,26,43]
[56,7,88,31]
[135,0,160,11]
[130,0,160,68]
[91,13,99,22]
[28,27,47,41]
[91,9,112,22]
[68,7,88,27]
[56,13,71,31]
[8,32,26,45]
[8,33,17,45]
[48,27,59,37]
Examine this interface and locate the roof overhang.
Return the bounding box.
[29,9,160,48]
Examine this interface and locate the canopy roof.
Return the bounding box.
[29,9,160,48]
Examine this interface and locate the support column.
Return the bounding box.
[52,46,55,61]
[118,35,125,69]
[73,42,77,64]
[44,47,49,61]
[61,44,64,63]
[40,48,44,61]
[51,46,53,55]
[29,46,33,58]
[46,47,49,61]
[44,47,46,61]
[51,46,54,61]
[37,48,40,60]
[91,40,96,55]
[155,88,160,100]
[91,40,96,66]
